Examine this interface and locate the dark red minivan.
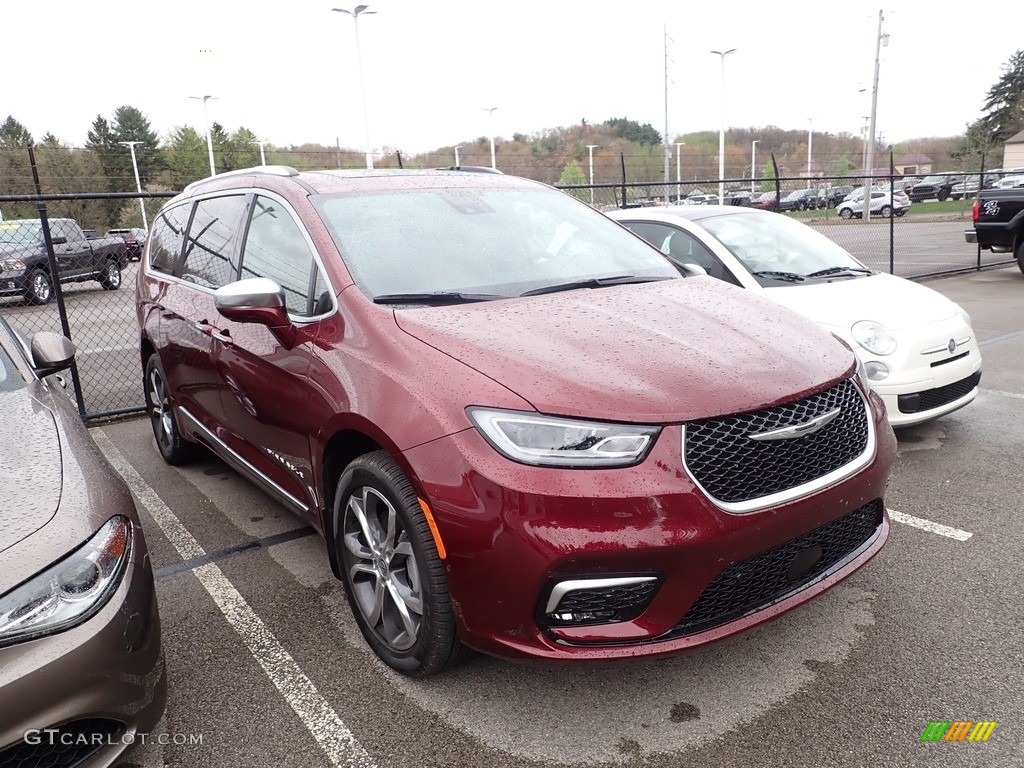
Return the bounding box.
[136,166,895,676]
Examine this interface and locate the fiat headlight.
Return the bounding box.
[0,516,132,648]
[851,320,897,356]
[468,408,659,467]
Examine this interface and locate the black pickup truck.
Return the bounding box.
[0,218,127,304]
[965,189,1024,274]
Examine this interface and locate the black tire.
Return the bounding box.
[839,207,853,220]
[938,190,950,202]
[880,205,892,218]
[895,208,907,217]
[1016,240,1024,276]
[333,451,470,677]
[25,268,53,305]
[98,259,122,290]
[144,354,199,465]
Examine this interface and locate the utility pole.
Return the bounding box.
[863,10,887,220]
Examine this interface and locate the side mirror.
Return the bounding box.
[31,332,76,377]
[678,263,708,277]
[214,278,298,349]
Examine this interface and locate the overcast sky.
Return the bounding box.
[8,1,1023,155]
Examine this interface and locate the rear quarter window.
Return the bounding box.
[148,203,191,275]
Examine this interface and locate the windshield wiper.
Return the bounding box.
[805,266,874,278]
[751,270,807,283]
[519,275,674,297]
[372,291,506,305]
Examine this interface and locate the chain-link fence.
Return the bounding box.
[1,188,173,421]
[0,148,1012,423]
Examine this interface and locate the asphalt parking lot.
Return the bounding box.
[82,265,1024,768]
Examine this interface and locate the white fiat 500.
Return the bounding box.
[609,206,981,427]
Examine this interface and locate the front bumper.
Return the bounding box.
[0,271,29,297]
[401,390,895,662]
[0,526,167,767]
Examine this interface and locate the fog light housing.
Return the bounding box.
[864,361,890,381]
[542,576,659,627]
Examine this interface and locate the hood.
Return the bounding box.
[394,278,853,423]
[767,273,960,332]
[0,390,62,554]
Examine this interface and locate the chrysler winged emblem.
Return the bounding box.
[748,407,841,441]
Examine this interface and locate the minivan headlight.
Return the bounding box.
[851,320,897,356]
[468,408,659,467]
[0,516,132,648]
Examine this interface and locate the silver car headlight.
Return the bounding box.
[468,408,659,467]
[2,258,27,272]
[0,516,132,648]
[851,320,897,356]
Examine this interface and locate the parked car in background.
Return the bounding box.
[778,188,819,211]
[965,187,1024,274]
[908,174,958,202]
[0,218,126,304]
[818,185,855,208]
[107,228,147,261]
[993,173,1024,190]
[0,317,166,766]
[609,205,982,427]
[750,190,780,210]
[836,189,911,218]
[137,165,894,676]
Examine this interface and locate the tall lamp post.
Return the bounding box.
[806,117,814,188]
[119,141,148,231]
[332,5,377,169]
[710,48,737,202]
[674,142,685,201]
[188,95,217,176]
[482,106,498,169]
[750,139,759,194]
[586,144,599,206]
[251,139,267,166]
[454,146,462,167]
[864,9,888,221]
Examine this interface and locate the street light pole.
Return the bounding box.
[807,117,814,188]
[674,142,685,202]
[454,146,462,167]
[482,107,498,169]
[333,5,377,169]
[118,141,148,231]
[586,144,599,206]
[864,9,887,220]
[710,48,736,202]
[751,139,759,194]
[188,95,217,176]
[251,140,267,166]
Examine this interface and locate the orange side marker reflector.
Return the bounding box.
[417,497,447,560]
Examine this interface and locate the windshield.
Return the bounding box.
[314,185,680,299]
[699,211,869,286]
[0,221,42,246]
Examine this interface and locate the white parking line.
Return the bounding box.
[888,508,972,542]
[982,387,1024,400]
[93,430,377,768]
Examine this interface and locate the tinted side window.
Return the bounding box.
[240,196,319,316]
[181,195,247,289]
[149,203,191,275]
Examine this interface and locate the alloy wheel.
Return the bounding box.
[342,486,423,652]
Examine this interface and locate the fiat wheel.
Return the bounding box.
[333,451,470,677]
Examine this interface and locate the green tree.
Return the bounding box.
[0,115,33,148]
[558,159,588,201]
[112,105,163,185]
[164,125,208,187]
[603,118,662,146]
[220,126,262,172]
[979,50,1024,144]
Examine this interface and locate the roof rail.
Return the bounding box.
[183,165,301,193]
[435,165,504,175]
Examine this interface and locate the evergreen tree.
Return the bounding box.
[0,115,34,148]
[112,105,163,185]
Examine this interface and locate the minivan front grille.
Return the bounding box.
[670,500,883,636]
[683,378,869,506]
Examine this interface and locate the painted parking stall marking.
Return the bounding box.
[93,430,377,768]
[888,508,972,542]
[981,387,1024,400]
